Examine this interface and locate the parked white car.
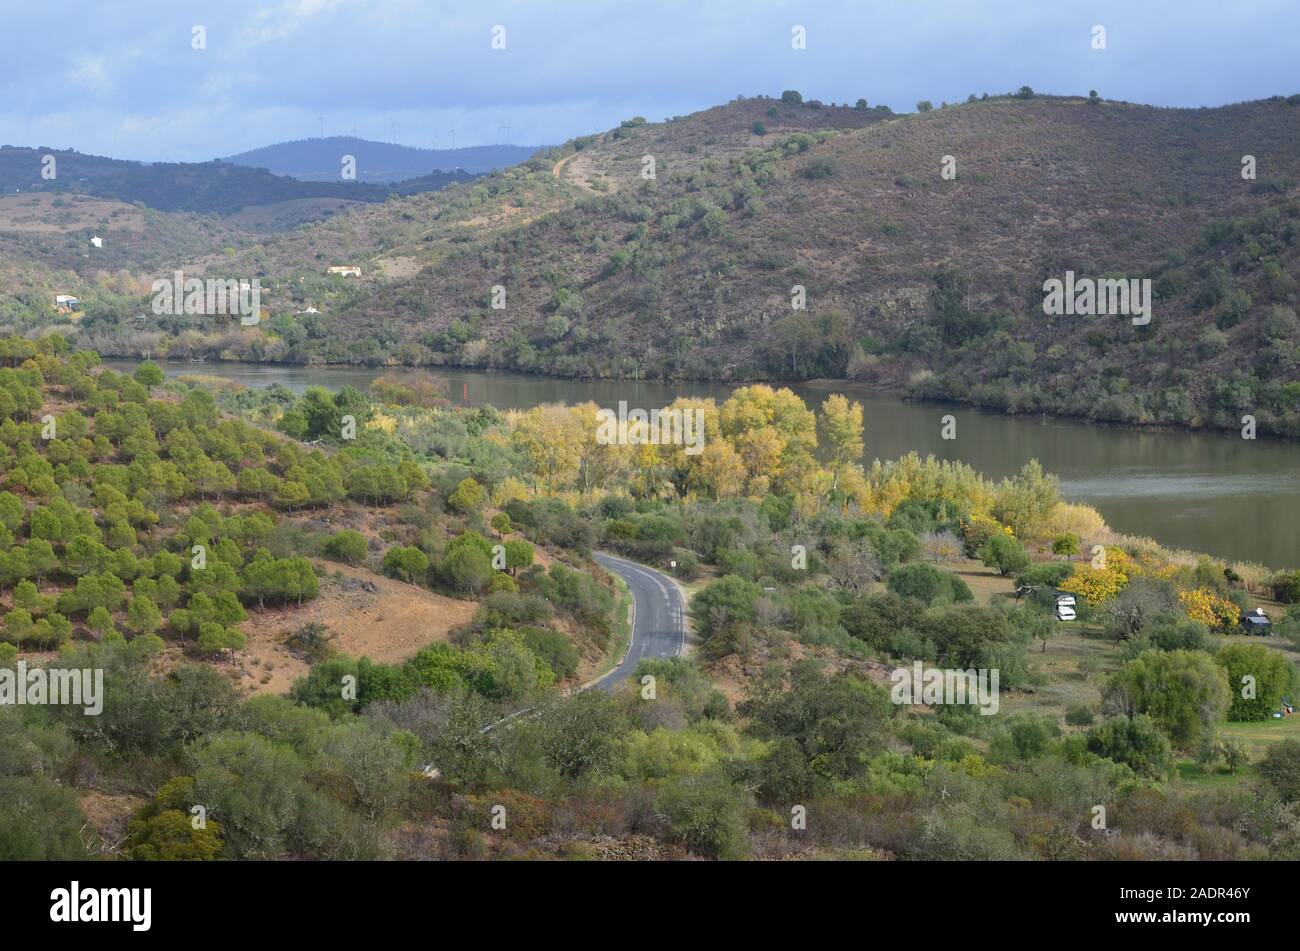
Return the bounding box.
[1055,594,1077,622]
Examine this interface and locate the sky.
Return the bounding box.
[2,0,1298,162]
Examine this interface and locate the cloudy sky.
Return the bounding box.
[3,0,1297,162]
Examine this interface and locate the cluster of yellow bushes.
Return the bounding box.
[1178,588,1241,630]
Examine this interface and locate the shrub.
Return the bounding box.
[1086,715,1172,778]
[1274,570,1300,604]
[1178,588,1239,631]
[285,622,334,663]
[656,771,750,860]
[1064,704,1095,728]
[323,529,367,566]
[842,591,922,649]
[522,628,580,680]
[1259,740,1300,801]
[486,573,518,594]
[1017,561,1075,590]
[1051,534,1080,558]
[917,605,1010,668]
[715,547,760,580]
[887,563,972,606]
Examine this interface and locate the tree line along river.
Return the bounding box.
[101,360,1300,571]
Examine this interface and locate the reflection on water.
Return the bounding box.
[102,360,1300,569]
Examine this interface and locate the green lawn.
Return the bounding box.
[1168,716,1300,789]
[1217,714,1300,759]
[1172,760,1247,790]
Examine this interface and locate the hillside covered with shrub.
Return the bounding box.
[11,91,1300,437]
[6,340,1300,861]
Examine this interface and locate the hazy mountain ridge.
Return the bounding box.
[0,145,477,215]
[223,137,542,182]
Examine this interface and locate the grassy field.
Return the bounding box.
[1170,717,1300,789]
[1002,624,1125,717]
[1217,715,1300,757]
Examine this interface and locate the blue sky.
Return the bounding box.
[2,0,1297,162]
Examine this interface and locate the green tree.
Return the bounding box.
[919,605,1011,668]
[887,563,972,606]
[979,533,1030,577]
[442,545,492,595]
[1216,641,1293,721]
[0,774,87,859]
[382,545,429,584]
[190,732,307,859]
[133,361,164,394]
[126,596,163,638]
[447,477,486,515]
[741,662,892,792]
[503,539,534,574]
[536,690,626,780]
[689,574,762,657]
[1103,649,1231,749]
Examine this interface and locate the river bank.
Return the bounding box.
[101,358,1300,570]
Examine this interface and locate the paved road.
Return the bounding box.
[591,552,686,692]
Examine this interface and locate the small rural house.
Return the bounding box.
[326,265,361,277]
[54,294,81,314]
[1240,608,1272,635]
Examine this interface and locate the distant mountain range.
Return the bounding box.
[222,138,542,183]
[0,145,477,215]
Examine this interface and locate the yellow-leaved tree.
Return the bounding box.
[511,405,582,495]
[820,394,864,491]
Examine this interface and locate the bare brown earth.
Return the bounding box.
[208,560,477,696]
[0,193,147,234]
[77,790,147,856]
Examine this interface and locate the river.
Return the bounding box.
[102,359,1300,570]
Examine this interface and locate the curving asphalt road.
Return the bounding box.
[591,552,687,692]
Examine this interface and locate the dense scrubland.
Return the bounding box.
[4,336,1300,861]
